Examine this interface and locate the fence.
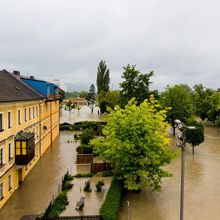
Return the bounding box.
[91,162,112,174]
[76,154,93,164]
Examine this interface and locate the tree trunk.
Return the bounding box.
[192,145,195,155]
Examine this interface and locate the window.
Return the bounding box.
[0,113,3,132]
[8,143,12,161]
[0,148,4,167]
[25,108,27,122]
[8,175,12,191]
[0,183,4,200]
[29,107,31,120]
[33,106,35,118]
[8,112,12,129]
[36,106,38,117]
[18,110,21,125]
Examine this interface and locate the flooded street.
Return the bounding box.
[119,124,220,220]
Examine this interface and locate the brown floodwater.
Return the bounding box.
[118,124,220,220]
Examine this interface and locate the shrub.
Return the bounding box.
[96,170,114,177]
[63,172,74,181]
[100,178,123,220]
[44,191,68,218]
[215,117,220,127]
[96,180,105,192]
[74,173,94,178]
[84,180,92,192]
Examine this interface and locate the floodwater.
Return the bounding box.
[0,107,101,220]
[118,124,220,220]
[60,106,101,124]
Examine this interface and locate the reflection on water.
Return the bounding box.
[119,125,220,220]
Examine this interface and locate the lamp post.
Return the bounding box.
[174,119,195,220]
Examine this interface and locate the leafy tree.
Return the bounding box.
[160,84,194,135]
[91,97,174,191]
[192,84,213,120]
[96,60,110,94]
[79,91,89,99]
[87,84,96,113]
[97,91,120,113]
[64,99,75,113]
[207,91,220,123]
[120,64,154,106]
[186,120,205,155]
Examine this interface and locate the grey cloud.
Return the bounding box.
[0,0,220,91]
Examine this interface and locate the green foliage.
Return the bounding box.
[64,99,75,112]
[84,180,92,192]
[186,120,205,154]
[120,64,154,106]
[97,60,110,94]
[215,117,220,127]
[74,173,94,178]
[100,178,123,220]
[44,192,68,218]
[91,97,174,191]
[97,91,121,113]
[96,180,105,192]
[79,91,89,98]
[80,128,96,145]
[192,84,214,120]
[72,121,106,134]
[186,121,204,146]
[87,84,96,106]
[96,170,114,177]
[63,171,74,181]
[160,84,194,135]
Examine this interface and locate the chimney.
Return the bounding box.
[13,70,20,76]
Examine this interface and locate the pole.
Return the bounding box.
[180,145,185,220]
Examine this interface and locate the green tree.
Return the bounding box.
[192,84,213,120]
[96,60,110,94]
[79,91,89,99]
[91,97,174,191]
[207,91,220,123]
[160,84,194,135]
[64,99,75,113]
[120,64,154,106]
[87,84,96,113]
[97,90,120,113]
[186,120,205,155]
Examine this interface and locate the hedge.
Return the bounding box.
[100,178,123,220]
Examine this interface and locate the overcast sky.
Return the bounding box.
[0,0,220,91]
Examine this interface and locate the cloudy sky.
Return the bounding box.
[0,0,220,91]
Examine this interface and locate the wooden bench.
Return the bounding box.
[75,196,85,210]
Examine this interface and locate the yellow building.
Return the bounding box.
[0,70,60,209]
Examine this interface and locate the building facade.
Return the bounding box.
[0,70,60,209]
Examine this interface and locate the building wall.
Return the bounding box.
[0,99,60,209]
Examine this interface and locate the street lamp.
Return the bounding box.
[174,119,195,220]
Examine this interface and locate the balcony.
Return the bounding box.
[15,131,35,165]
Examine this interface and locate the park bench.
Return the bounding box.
[75,196,85,210]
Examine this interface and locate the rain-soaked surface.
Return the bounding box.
[0,107,101,220]
[119,124,220,220]
[1,107,220,220]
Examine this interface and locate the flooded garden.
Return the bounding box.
[0,106,220,220]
